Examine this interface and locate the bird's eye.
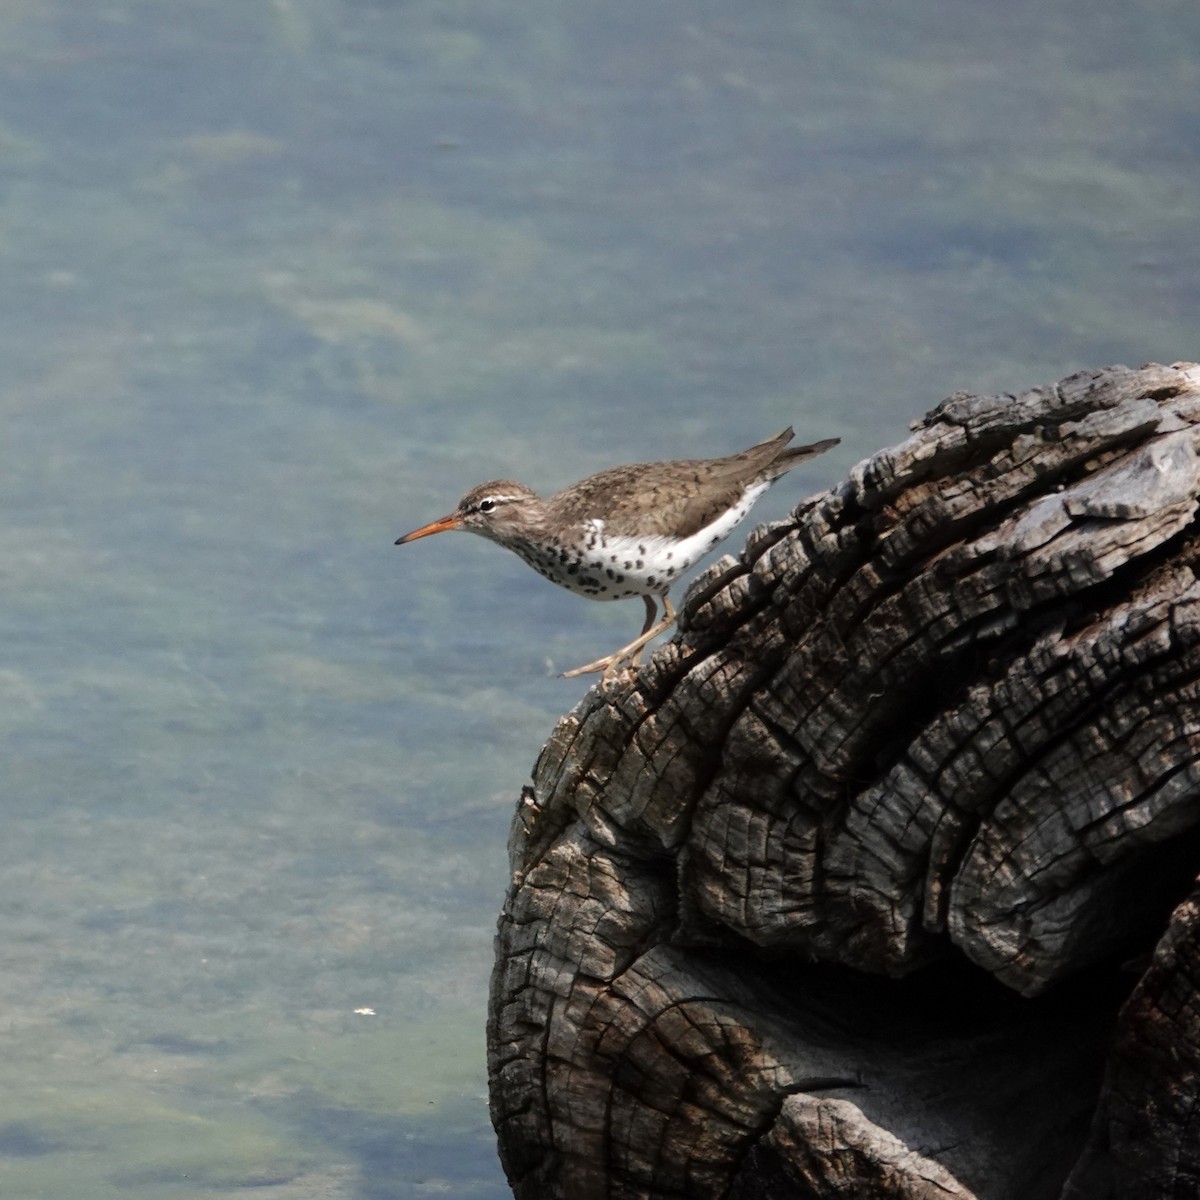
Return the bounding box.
[478,498,497,513]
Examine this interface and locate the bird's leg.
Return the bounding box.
[629,594,658,667]
[561,595,678,680]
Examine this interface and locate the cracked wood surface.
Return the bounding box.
[488,362,1200,1199]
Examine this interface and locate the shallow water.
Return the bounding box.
[2,1,1198,1196]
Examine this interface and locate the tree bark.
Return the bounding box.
[488,362,1200,1199]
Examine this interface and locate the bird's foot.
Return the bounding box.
[559,595,681,681]
[560,606,677,681]
[560,651,635,680]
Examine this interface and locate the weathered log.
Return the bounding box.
[488,362,1200,1199]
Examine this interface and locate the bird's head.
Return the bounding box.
[395,480,543,547]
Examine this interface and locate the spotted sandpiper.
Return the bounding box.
[395,427,838,678]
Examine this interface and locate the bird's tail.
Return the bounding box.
[759,427,839,480]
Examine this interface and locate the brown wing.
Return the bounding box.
[548,429,837,538]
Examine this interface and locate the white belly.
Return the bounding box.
[511,480,770,601]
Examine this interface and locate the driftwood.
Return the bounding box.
[487,362,1200,1200]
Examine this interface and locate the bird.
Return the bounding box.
[395,427,839,679]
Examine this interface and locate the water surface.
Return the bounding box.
[2,1,1198,1195]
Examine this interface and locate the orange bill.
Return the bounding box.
[394,514,462,544]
